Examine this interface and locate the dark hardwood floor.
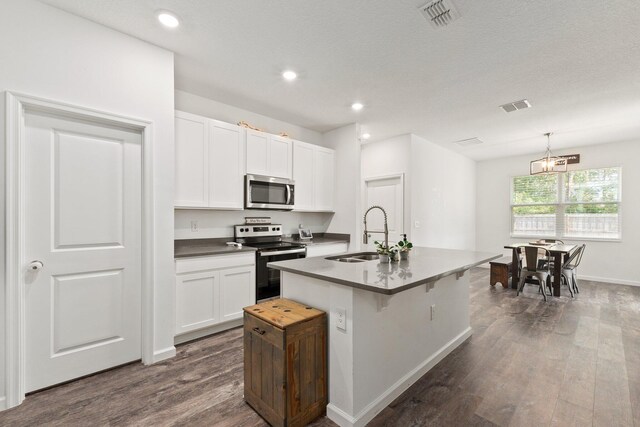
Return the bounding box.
[2,268,638,426]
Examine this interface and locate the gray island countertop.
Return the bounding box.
[268,246,501,295]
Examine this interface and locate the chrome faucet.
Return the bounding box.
[363,205,389,250]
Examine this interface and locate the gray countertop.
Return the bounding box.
[175,232,348,259]
[283,233,350,246]
[268,246,501,295]
[174,238,256,258]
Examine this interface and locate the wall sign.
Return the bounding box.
[559,154,580,164]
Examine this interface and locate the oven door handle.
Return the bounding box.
[259,248,306,257]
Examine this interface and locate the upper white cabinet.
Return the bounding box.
[175,112,208,207]
[175,111,244,209]
[314,146,335,211]
[246,130,292,179]
[293,141,335,212]
[208,120,244,209]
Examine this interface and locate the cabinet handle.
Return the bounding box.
[252,327,266,335]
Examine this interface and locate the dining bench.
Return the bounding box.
[489,256,513,288]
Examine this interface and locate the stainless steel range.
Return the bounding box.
[235,224,306,301]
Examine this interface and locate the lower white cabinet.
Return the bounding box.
[175,253,255,337]
[305,242,349,258]
[219,266,255,322]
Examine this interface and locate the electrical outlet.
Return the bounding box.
[190,221,198,232]
[336,307,346,331]
[430,304,436,320]
[414,220,421,229]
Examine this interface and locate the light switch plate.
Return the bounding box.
[190,220,198,232]
[336,307,346,331]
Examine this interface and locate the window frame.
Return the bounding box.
[510,167,622,242]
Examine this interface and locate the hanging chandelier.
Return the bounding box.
[530,132,567,175]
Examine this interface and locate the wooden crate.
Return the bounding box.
[243,298,327,427]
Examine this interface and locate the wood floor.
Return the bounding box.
[2,268,639,426]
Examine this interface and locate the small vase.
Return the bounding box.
[400,251,409,261]
[379,254,390,263]
[390,252,399,262]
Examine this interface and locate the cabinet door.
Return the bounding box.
[314,147,335,211]
[269,135,293,179]
[246,129,270,176]
[209,120,244,209]
[175,270,219,335]
[292,141,315,211]
[175,111,208,207]
[220,266,256,322]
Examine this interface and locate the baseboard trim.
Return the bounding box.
[327,327,473,427]
[0,396,6,411]
[174,318,243,345]
[149,346,176,364]
[580,275,640,287]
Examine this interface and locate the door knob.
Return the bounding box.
[27,260,44,271]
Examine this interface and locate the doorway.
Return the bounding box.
[5,92,154,408]
[363,174,405,252]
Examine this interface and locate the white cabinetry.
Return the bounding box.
[175,112,208,207]
[305,242,348,258]
[246,129,292,179]
[175,253,255,338]
[293,141,335,212]
[175,111,244,209]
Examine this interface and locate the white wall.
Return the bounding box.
[324,124,362,251]
[361,135,412,237]
[175,90,326,146]
[410,135,477,250]
[476,140,640,286]
[360,134,477,251]
[0,0,176,407]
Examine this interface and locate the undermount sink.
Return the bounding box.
[326,252,380,263]
[333,258,365,263]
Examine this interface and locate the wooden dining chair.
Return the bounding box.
[517,246,552,301]
[562,244,586,295]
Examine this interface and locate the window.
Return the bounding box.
[511,167,621,240]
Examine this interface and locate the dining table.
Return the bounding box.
[504,243,578,297]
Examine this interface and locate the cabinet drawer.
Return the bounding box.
[244,312,284,350]
[175,252,255,274]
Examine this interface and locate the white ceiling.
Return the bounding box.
[40,0,640,160]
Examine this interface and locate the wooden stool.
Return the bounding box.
[490,257,512,289]
[243,298,327,427]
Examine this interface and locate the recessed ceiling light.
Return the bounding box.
[351,102,364,111]
[361,133,371,140]
[282,70,297,81]
[158,12,180,28]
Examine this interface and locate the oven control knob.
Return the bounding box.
[277,227,280,231]
[272,227,276,231]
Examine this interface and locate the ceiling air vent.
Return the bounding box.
[452,137,483,147]
[418,0,461,28]
[499,99,532,113]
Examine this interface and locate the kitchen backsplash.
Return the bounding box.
[174,209,334,240]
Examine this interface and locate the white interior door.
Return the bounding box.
[24,110,142,392]
[364,175,404,251]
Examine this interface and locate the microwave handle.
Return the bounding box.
[286,184,291,205]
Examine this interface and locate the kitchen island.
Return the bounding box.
[268,247,500,427]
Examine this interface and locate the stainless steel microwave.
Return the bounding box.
[245,174,295,210]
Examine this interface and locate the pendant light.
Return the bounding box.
[530,132,567,175]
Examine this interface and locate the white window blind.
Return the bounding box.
[511,167,621,240]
